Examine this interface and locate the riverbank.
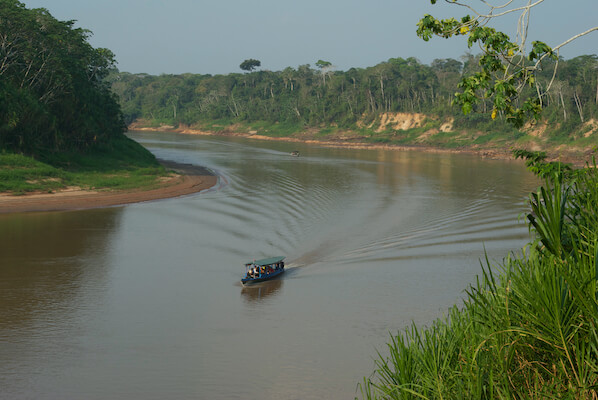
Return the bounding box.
[130,122,593,166]
[0,160,217,214]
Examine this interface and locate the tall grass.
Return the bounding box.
[360,154,598,399]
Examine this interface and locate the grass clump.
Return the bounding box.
[360,151,598,399]
[1,136,168,194]
[247,121,303,137]
[0,153,66,193]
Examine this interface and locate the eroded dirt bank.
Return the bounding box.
[130,119,592,166]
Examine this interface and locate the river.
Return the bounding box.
[0,131,539,399]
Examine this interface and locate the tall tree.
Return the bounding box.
[315,59,334,85]
[239,59,261,72]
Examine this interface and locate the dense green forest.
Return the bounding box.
[111,54,598,148]
[0,0,127,153]
[0,0,164,194]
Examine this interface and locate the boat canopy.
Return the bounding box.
[247,256,285,266]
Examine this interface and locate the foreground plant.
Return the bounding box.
[360,152,598,399]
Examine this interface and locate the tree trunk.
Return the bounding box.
[573,91,584,122]
[367,90,376,113]
[346,96,354,116]
[559,90,567,121]
[230,92,239,117]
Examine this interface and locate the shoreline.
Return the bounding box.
[3,125,586,215]
[131,124,591,166]
[0,160,218,214]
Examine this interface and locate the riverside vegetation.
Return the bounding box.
[0,0,167,194]
[359,151,598,399]
[110,54,598,152]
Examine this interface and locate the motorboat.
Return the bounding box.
[241,256,285,284]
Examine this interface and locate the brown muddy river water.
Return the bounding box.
[0,131,539,399]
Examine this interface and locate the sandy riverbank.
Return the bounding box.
[131,124,591,165]
[0,160,218,214]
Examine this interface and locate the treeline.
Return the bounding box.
[0,0,126,154]
[111,54,598,136]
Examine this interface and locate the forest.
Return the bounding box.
[0,0,126,154]
[110,53,598,146]
[2,0,596,154]
[0,0,165,194]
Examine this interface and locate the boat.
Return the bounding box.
[290,151,300,157]
[241,256,285,285]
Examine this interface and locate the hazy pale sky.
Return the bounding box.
[21,0,598,75]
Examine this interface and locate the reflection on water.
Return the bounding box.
[240,278,284,303]
[0,208,123,399]
[0,208,122,330]
[0,132,540,400]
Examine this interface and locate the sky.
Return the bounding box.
[20,0,598,76]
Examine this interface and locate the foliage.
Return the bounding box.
[359,154,598,399]
[315,60,332,69]
[512,149,573,179]
[416,0,598,128]
[239,59,261,72]
[0,0,126,154]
